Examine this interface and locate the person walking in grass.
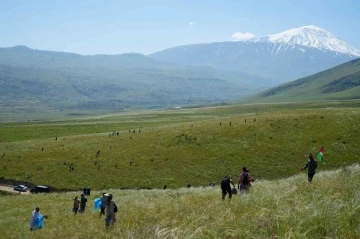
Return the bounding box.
[73,196,80,214]
[99,193,107,217]
[221,176,236,200]
[301,153,318,182]
[238,167,255,193]
[245,169,253,188]
[104,193,118,227]
[79,194,88,213]
[30,207,47,230]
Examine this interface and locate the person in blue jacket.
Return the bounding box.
[30,207,47,230]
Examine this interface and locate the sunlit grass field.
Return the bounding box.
[0,164,359,238]
[0,101,359,190]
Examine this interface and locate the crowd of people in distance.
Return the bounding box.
[221,153,319,200]
[72,192,117,227]
[30,192,118,231]
[29,153,319,230]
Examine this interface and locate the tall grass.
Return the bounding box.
[0,164,359,238]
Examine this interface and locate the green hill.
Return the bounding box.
[1,101,359,238]
[0,46,269,117]
[0,101,359,190]
[0,64,252,111]
[240,58,360,103]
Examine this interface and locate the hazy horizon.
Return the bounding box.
[1,0,360,55]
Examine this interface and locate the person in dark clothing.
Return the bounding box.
[221,176,236,200]
[238,167,255,193]
[104,193,117,227]
[79,194,88,213]
[86,186,91,196]
[302,154,318,182]
[99,193,107,217]
[73,196,80,214]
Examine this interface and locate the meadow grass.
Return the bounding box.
[0,101,359,190]
[0,164,359,238]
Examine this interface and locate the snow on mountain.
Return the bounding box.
[151,25,359,84]
[255,25,360,56]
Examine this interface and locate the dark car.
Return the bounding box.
[13,185,27,192]
[30,185,50,194]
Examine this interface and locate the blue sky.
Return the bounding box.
[1,0,359,55]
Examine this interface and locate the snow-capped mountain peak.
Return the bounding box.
[261,25,360,56]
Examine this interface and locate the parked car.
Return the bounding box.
[30,185,50,194]
[13,185,27,192]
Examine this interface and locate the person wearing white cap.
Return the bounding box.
[104,193,118,227]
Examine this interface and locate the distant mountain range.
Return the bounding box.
[1,25,359,115]
[239,58,360,103]
[0,46,266,114]
[150,25,360,84]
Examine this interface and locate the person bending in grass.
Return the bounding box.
[221,176,236,200]
[301,154,318,182]
[30,207,47,230]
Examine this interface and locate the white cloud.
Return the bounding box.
[189,22,194,26]
[232,32,256,41]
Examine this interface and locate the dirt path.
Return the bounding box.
[0,185,30,195]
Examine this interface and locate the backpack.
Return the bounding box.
[114,203,118,213]
[242,173,249,185]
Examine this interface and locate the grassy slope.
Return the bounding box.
[0,164,359,238]
[241,58,360,103]
[0,63,253,113]
[0,101,359,190]
[0,46,267,116]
